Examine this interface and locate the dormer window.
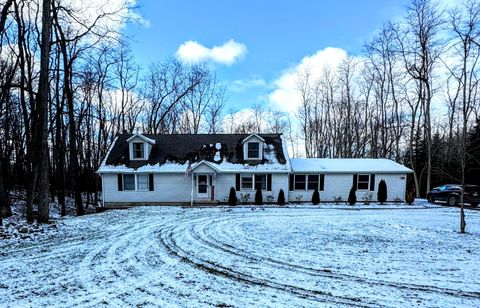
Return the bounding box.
[242,134,265,161]
[132,142,144,159]
[247,142,260,159]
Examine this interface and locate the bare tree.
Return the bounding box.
[143,59,208,134]
[205,86,225,134]
[35,0,53,222]
[448,0,480,233]
[181,69,224,134]
[396,0,445,196]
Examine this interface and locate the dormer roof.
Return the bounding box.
[126,133,156,144]
[191,160,221,172]
[241,133,265,144]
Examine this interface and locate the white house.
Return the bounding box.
[97,133,412,207]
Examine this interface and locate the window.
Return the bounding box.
[238,174,271,191]
[357,174,370,190]
[290,174,324,191]
[197,175,208,194]
[132,142,144,159]
[123,174,135,190]
[307,175,319,190]
[137,174,149,190]
[122,174,151,191]
[241,174,253,190]
[247,142,260,158]
[294,175,306,190]
[255,174,267,190]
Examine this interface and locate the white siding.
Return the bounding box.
[102,172,289,206]
[103,171,408,205]
[288,173,408,202]
[214,173,236,202]
[103,173,192,206]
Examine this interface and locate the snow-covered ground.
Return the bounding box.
[1,203,479,307]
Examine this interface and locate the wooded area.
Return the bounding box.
[0,0,480,227]
[291,0,480,232]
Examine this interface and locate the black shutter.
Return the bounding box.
[236,174,241,191]
[149,174,154,191]
[370,174,375,191]
[267,174,272,191]
[289,174,294,191]
[118,174,123,191]
[352,174,357,190]
[320,174,325,191]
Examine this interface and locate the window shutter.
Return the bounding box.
[235,174,240,191]
[267,174,272,191]
[370,174,375,191]
[352,174,357,190]
[320,174,325,191]
[149,174,154,191]
[289,174,294,191]
[118,174,123,191]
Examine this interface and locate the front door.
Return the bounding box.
[197,174,209,198]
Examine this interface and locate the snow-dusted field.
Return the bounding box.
[1,204,480,307]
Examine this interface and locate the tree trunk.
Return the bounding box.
[0,158,11,219]
[36,0,52,223]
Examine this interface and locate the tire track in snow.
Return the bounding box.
[73,216,186,307]
[188,212,480,301]
[156,220,374,307]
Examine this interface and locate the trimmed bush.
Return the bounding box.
[228,187,237,206]
[311,189,320,205]
[348,186,357,205]
[377,179,387,204]
[277,189,285,205]
[255,188,263,205]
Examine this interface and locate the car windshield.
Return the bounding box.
[438,186,448,191]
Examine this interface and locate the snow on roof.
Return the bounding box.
[97,159,290,174]
[290,158,413,174]
[97,136,118,171]
[98,142,291,174]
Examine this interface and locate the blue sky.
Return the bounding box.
[124,0,410,113]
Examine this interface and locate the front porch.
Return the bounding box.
[189,161,221,205]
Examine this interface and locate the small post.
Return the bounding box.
[191,173,194,206]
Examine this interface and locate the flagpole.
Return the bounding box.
[191,172,194,206]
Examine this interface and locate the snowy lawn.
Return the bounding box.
[1,204,480,307]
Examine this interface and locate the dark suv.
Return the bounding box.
[427,184,480,207]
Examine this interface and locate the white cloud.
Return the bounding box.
[176,39,247,66]
[268,47,349,113]
[229,76,267,93]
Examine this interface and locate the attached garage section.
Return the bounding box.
[289,158,412,203]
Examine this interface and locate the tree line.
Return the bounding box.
[0,0,480,231]
[293,0,480,207]
[0,0,225,224]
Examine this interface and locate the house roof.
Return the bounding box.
[98,133,289,173]
[290,158,413,174]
